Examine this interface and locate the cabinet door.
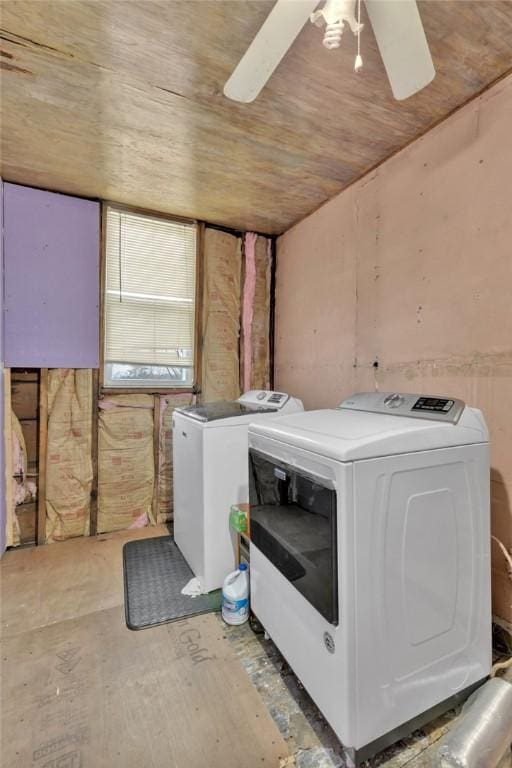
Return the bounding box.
[3,183,100,367]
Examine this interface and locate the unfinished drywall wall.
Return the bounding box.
[275,187,358,408]
[275,75,512,623]
[3,184,100,368]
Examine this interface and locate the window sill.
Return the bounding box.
[100,387,196,396]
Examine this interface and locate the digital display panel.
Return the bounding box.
[412,397,454,413]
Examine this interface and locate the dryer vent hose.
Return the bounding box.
[436,676,512,768]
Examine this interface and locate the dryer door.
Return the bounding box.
[249,449,338,625]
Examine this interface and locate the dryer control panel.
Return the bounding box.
[339,392,465,423]
[412,396,454,414]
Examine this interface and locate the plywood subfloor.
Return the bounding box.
[1,525,168,638]
[3,529,509,768]
[224,622,512,768]
[0,528,289,768]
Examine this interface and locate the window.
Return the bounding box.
[103,206,197,389]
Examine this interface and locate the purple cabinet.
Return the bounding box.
[3,183,100,368]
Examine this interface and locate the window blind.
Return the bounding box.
[104,207,197,376]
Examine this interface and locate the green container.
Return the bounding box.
[229,505,248,534]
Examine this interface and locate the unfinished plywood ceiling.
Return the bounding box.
[1,0,512,233]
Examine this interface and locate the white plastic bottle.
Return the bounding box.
[221,564,249,625]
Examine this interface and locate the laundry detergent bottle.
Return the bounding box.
[221,564,249,625]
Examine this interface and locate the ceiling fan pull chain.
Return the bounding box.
[355,0,363,71]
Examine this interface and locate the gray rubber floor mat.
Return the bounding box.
[123,536,221,630]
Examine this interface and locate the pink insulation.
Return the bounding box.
[265,239,272,390]
[129,512,150,529]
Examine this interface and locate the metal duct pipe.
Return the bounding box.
[437,676,512,768]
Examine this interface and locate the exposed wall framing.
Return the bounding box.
[193,222,205,396]
[90,369,99,536]
[8,369,40,546]
[2,197,273,548]
[36,369,47,545]
[152,393,161,524]
[4,369,13,547]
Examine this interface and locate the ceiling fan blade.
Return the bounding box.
[364,0,435,100]
[224,0,320,103]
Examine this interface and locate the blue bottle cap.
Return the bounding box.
[239,563,248,571]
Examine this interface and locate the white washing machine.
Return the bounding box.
[247,392,491,762]
[172,390,303,592]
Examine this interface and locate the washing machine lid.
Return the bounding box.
[174,400,276,423]
[175,390,302,425]
[248,392,488,462]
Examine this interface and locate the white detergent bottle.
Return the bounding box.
[221,564,249,625]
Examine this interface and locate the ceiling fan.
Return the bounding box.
[223,0,435,103]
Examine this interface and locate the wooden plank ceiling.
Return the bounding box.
[1,1,512,234]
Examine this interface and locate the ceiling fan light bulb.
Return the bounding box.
[323,20,344,49]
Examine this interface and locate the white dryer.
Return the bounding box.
[248,392,491,762]
[172,390,303,592]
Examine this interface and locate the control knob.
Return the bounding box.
[384,393,404,409]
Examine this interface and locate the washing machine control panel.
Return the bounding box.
[339,392,466,423]
[239,390,290,409]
